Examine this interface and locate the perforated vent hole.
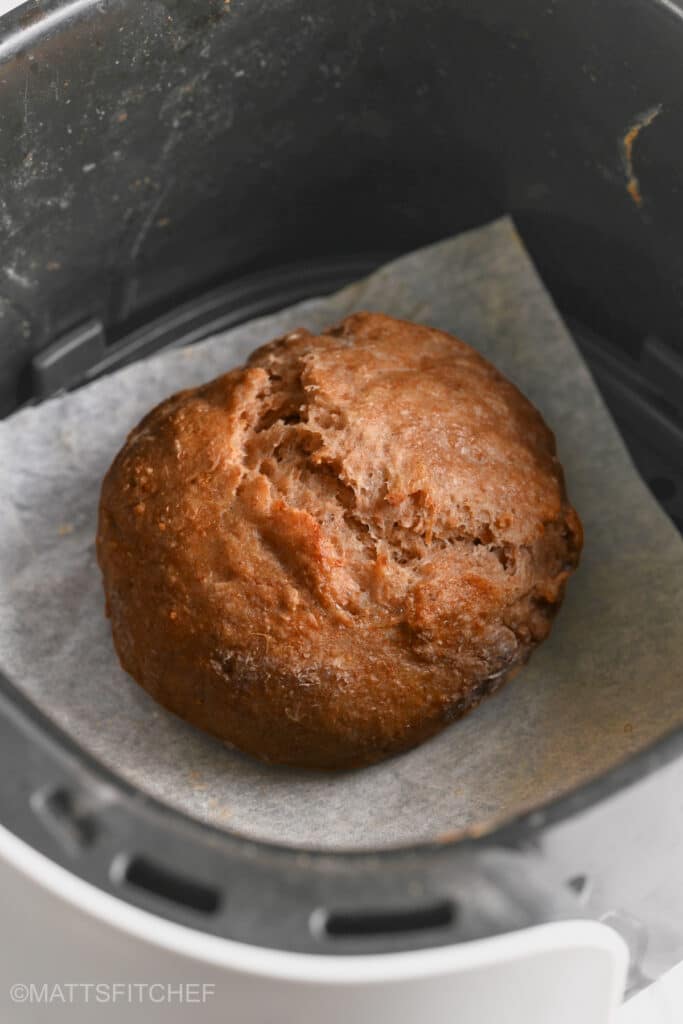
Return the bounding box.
[30,784,99,850]
[117,855,220,914]
[313,900,455,938]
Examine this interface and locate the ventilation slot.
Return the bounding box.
[120,856,220,914]
[318,900,455,938]
[31,784,101,851]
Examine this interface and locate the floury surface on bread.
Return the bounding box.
[97,313,583,770]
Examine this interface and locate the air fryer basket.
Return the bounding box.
[1,0,682,961]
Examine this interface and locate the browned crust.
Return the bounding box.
[97,313,583,770]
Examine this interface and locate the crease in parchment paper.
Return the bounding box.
[1,217,682,851]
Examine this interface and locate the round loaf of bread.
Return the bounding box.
[97,313,582,770]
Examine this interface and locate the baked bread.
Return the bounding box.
[97,313,582,770]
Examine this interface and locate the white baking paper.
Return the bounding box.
[1,217,682,850]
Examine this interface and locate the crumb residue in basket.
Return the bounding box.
[622,104,662,207]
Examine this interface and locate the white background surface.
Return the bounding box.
[0,0,679,1019]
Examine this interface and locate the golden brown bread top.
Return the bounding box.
[97,313,582,768]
